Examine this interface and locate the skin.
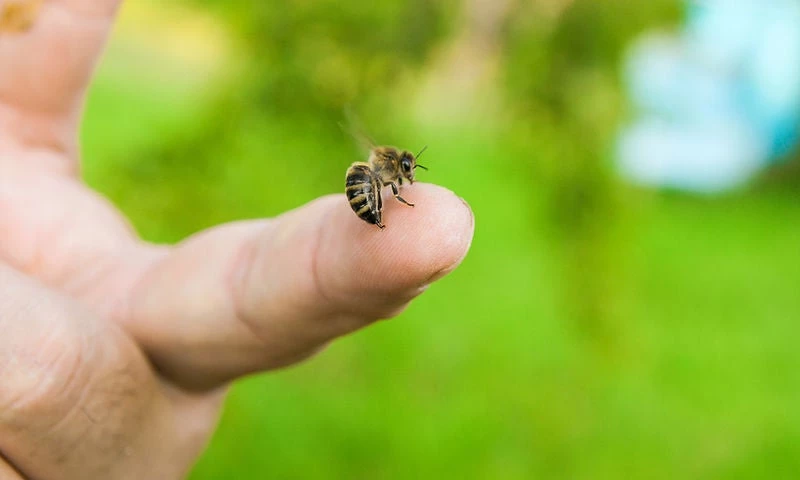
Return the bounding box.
[0,1,475,479]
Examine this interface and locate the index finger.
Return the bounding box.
[0,0,122,159]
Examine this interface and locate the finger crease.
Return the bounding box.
[309,215,338,314]
[0,450,26,479]
[229,229,276,348]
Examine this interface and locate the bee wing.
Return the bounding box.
[339,106,377,160]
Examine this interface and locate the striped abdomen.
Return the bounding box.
[345,163,384,229]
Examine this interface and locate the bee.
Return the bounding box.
[345,145,428,229]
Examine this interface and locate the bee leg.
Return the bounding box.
[389,182,414,207]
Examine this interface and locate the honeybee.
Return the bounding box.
[345,145,427,229]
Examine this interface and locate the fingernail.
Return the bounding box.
[459,196,475,230]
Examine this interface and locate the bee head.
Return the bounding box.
[399,146,428,184]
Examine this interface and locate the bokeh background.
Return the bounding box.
[81,0,800,478]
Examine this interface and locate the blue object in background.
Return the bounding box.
[616,0,800,193]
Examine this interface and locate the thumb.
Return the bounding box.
[123,183,474,390]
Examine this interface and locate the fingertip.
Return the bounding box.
[318,183,474,312]
[385,183,474,284]
[144,185,475,382]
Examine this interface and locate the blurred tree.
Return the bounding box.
[501,0,681,352]
[116,0,460,238]
[413,0,516,125]
[206,0,452,117]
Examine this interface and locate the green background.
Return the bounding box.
[80,1,800,478]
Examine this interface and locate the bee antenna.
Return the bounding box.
[415,145,428,159]
[416,164,428,170]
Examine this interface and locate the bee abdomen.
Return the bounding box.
[345,164,383,227]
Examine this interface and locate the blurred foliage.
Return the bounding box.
[79,0,800,478]
[94,0,461,240]
[500,0,681,347]
[197,0,455,116]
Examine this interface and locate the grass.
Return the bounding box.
[79,5,800,479]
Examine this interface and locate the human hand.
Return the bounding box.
[0,1,474,478]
